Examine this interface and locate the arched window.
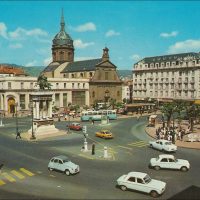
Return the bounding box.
[80,73,84,78]
[89,72,93,77]
[71,74,74,78]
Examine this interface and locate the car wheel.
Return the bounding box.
[154,166,160,171]
[65,170,70,176]
[48,167,53,171]
[120,185,127,191]
[181,166,188,172]
[150,190,159,198]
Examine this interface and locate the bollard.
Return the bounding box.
[92,143,95,155]
[84,138,88,151]
[104,146,108,158]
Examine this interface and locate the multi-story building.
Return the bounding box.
[122,79,133,103]
[133,52,200,102]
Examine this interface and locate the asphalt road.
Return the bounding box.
[0,116,199,199]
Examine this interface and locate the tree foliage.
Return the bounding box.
[36,74,52,90]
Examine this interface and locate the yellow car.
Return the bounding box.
[95,130,113,139]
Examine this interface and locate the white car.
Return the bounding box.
[149,154,190,172]
[149,139,177,152]
[48,155,80,175]
[116,172,166,198]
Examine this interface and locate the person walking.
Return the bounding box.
[16,131,21,139]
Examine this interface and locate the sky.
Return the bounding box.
[0,1,200,70]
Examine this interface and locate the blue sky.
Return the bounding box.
[0,1,200,70]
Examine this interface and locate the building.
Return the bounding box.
[42,11,122,106]
[122,79,133,103]
[133,52,200,102]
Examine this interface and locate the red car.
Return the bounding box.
[68,122,82,131]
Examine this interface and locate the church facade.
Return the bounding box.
[42,11,122,106]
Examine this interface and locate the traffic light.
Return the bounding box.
[82,125,87,134]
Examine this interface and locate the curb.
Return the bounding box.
[145,127,200,150]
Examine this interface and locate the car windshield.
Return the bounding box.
[144,175,151,184]
[165,142,172,145]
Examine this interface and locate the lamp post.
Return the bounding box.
[15,102,19,136]
[29,102,36,140]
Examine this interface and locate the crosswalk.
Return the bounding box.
[128,140,149,148]
[0,168,35,186]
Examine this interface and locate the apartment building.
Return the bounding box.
[133,52,200,102]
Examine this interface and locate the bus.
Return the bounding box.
[81,110,117,121]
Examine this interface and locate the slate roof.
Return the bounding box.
[135,52,200,65]
[43,63,60,72]
[61,58,102,73]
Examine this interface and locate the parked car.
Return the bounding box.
[116,171,166,198]
[149,154,190,172]
[67,122,82,131]
[95,130,113,139]
[149,139,177,152]
[48,155,80,175]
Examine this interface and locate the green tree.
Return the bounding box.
[36,74,52,90]
[110,98,116,110]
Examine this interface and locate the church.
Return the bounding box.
[42,11,122,106]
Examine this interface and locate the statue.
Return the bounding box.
[36,74,52,90]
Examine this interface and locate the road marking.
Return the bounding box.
[0,179,6,186]
[128,141,146,145]
[117,145,132,150]
[137,144,148,147]
[20,168,35,176]
[2,173,16,182]
[50,174,56,177]
[128,141,148,147]
[78,154,94,160]
[11,170,25,179]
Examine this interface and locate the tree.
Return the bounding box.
[36,74,52,90]
[110,98,116,110]
[161,102,177,127]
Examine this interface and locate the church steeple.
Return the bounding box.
[52,10,74,63]
[60,8,65,32]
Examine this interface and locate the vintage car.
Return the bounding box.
[149,139,177,152]
[48,155,80,176]
[67,122,82,131]
[116,171,166,198]
[95,130,113,139]
[149,154,190,172]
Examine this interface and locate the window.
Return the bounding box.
[80,73,84,78]
[105,72,108,79]
[72,83,74,88]
[83,83,85,88]
[64,83,66,88]
[78,83,80,88]
[71,74,75,78]
[56,83,59,89]
[137,178,144,184]
[92,91,95,97]
[54,159,59,163]
[58,160,63,164]
[168,159,174,162]
[20,94,25,109]
[60,51,64,61]
[8,82,11,89]
[30,82,33,89]
[161,158,168,162]
[89,72,93,77]
[128,177,136,182]
[20,82,24,89]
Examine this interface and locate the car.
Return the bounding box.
[116,172,166,198]
[95,130,113,139]
[48,155,80,175]
[149,154,190,172]
[67,122,82,131]
[149,139,177,152]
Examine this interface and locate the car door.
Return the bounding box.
[136,178,147,193]
[126,177,137,190]
[160,158,169,168]
[154,141,160,149]
[53,159,59,170]
[158,141,164,150]
[56,159,64,171]
[168,158,177,169]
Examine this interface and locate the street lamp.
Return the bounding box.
[15,102,19,136]
[29,102,36,140]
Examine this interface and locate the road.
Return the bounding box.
[0,116,199,199]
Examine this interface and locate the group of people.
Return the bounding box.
[155,126,189,143]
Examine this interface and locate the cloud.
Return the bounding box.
[9,27,48,40]
[105,30,120,37]
[43,57,52,66]
[9,43,23,49]
[73,22,96,32]
[167,39,200,54]
[75,56,95,61]
[74,39,94,49]
[25,60,37,67]
[0,22,8,39]
[130,54,141,61]
[160,31,178,38]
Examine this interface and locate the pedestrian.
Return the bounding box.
[92,119,94,125]
[0,164,4,173]
[16,131,21,139]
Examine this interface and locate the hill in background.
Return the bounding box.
[0,63,132,79]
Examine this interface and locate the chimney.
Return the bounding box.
[102,47,109,62]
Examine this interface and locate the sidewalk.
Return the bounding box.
[145,125,200,150]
